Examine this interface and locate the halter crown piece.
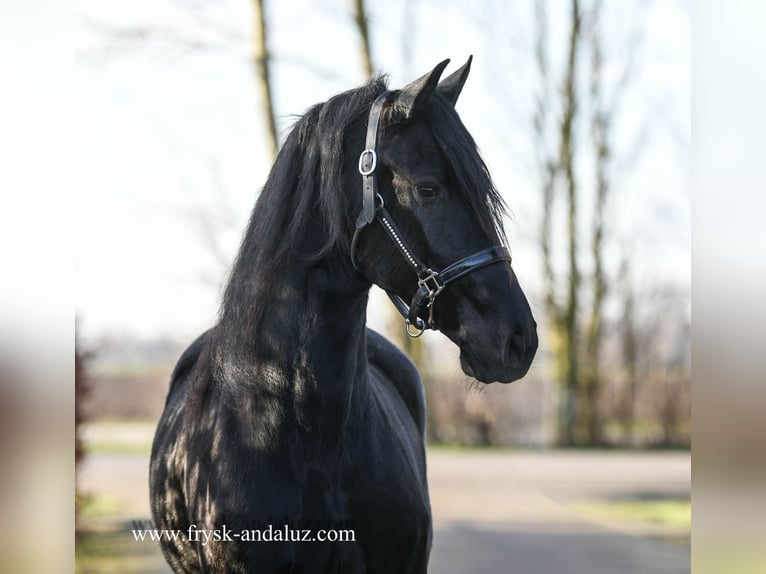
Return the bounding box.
[352,93,512,338]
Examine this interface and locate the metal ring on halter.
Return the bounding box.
[406,317,426,338]
[358,149,377,176]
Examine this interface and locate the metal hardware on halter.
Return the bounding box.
[352,91,513,337]
[418,270,444,299]
[358,149,377,176]
[406,318,427,338]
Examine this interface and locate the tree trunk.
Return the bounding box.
[352,0,374,78]
[251,0,278,160]
[557,0,582,446]
[582,0,609,446]
[619,260,638,446]
[534,0,582,447]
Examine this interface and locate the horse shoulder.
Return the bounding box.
[151,330,220,572]
[165,329,210,398]
[365,328,427,437]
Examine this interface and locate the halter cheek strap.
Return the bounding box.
[356,93,389,229]
[352,92,512,338]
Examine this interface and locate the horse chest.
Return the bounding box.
[339,403,432,571]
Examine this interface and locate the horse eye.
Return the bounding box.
[416,185,440,199]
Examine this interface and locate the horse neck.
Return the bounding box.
[217,251,371,443]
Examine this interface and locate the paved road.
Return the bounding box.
[427,451,689,574]
[79,450,690,573]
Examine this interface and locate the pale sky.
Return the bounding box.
[76,0,690,341]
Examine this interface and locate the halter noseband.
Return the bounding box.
[352,92,512,338]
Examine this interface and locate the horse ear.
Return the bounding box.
[437,55,472,106]
[397,59,451,118]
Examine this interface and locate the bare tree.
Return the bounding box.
[560,0,583,446]
[352,0,374,77]
[580,0,650,444]
[581,0,609,445]
[618,259,638,445]
[534,0,583,446]
[531,0,660,446]
[251,0,278,160]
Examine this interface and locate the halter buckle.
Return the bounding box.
[358,149,377,176]
[418,269,444,299]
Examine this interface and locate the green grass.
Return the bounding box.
[573,498,691,530]
[83,419,156,455]
[426,442,508,452]
[76,529,169,574]
[86,440,153,456]
[693,545,766,574]
[80,494,124,520]
[86,417,157,426]
[77,495,169,573]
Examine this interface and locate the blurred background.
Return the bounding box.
[75,0,690,572]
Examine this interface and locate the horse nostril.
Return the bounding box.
[504,332,526,369]
[511,332,526,355]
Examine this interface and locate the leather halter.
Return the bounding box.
[352,92,512,337]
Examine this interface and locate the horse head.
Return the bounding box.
[351,58,538,384]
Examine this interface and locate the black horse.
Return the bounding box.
[150,58,537,573]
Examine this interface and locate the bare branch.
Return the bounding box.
[606,0,651,118]
[79,14,238,60]
[276,53,351,84]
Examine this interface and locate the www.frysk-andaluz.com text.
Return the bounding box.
[131,521,356,544]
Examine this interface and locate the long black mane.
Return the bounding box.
[213,76,508,381]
